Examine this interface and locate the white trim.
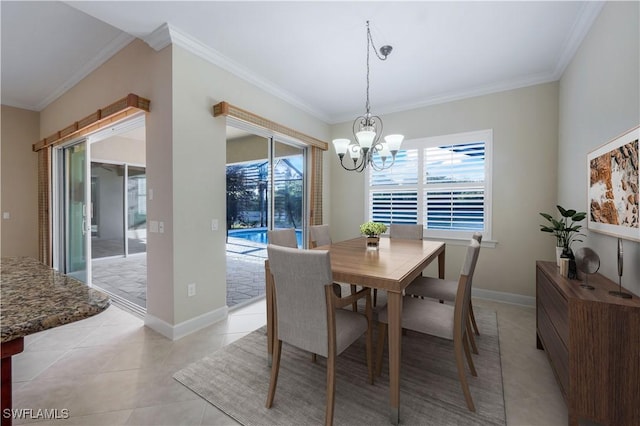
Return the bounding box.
[143,23,331,124]
[472,288,535,307]
[552,1,605,80]
[86,114,145,144]
[144,305,229,341]
[365,129,493,241]
[36,32,136,111]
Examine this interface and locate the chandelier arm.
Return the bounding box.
[338,153,366,172]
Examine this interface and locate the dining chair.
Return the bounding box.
[266,244,374,426]
[310,224,332,248]
[269,227,341,299]
[267,228,298,248]
[376,239,481,412]
[405,232,483,353]
[389,223,423,240]
[372,223,424,307]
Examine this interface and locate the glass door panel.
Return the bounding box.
[127,166,147,254]
[272,141,305,247]
[65,142,91,282]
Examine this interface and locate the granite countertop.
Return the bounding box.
[1,257,110,342]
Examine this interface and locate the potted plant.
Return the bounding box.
[360,221,387,249]
[540,205,586,265]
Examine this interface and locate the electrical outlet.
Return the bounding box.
[187,283,196,297]
[211,219,218,231]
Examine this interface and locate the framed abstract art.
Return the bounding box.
[587,125,640,242]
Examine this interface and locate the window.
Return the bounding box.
[366,129,492,240]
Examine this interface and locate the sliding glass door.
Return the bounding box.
[56,140,92,283]
[225,131,307,307]
[271,140,305,246]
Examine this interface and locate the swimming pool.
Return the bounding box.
[228,228,303,246]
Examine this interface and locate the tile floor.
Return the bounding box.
[91,237,269,312]
[10,297,577,426]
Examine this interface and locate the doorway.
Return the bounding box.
[226,128,307,307]
[53,115,147,315]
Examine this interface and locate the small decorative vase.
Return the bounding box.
[366,235,380,250]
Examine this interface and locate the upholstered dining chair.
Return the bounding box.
[372,223,424,307]
[376,239,481,412]
[310,224,332,248]
[266,244,374,426]
[269,227,341,299]
[310,224,357,311]
[404,232,483,353]
[389,223,423,240]
[267,228,298,248]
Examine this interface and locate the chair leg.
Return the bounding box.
[350,285,358,312]
[466,317,479,355]
[366,314,374,385]
[375,322,387,377]
[469,301,480,335]
[312,353,317,363]
[462,331,477,377]
[373,289,378,307]
[469,300,480,336]
[325,351,336,426]
[454,337,476,412]
[266,340,282,408]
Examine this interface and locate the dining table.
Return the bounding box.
[264,236,445,424]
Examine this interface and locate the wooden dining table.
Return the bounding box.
[264,236,445,424]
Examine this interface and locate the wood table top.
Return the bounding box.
[315,237,445,293]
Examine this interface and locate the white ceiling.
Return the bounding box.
[1,1,604,124]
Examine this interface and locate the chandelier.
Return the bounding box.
[332,21,404,173]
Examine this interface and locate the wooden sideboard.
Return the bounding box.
[536,260,640,426]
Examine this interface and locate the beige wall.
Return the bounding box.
[39,39,176,326]
[0,106,39,257]
[559,1,639,295]
[170,44,330,324]
[329,82,560,299]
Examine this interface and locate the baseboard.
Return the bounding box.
[472,287,535,307]
[144,305,229,340]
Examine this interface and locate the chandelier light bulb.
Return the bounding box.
[348,144,362,160]
[332,138,351,156]
[356,130,376,149]
[384,134,404,153]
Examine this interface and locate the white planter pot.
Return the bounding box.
[556,246,563,267]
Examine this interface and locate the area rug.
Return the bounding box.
[174,308,505,425]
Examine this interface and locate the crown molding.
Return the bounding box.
[143,22,331,124]
[143,22,172,51]
[329,70,559,124]
[35,32,135,112]
[551,1,605,79]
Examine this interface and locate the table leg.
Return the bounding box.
[438,249,446,279]
[1,337,24,426]
[387,291,403,425]
[265,260,274,366]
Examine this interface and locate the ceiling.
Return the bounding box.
[1,1,604,124]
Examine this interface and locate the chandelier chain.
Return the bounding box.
[365,21,389,116]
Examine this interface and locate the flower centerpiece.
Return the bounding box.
[360,221,387,249]
[540,205,586,265]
